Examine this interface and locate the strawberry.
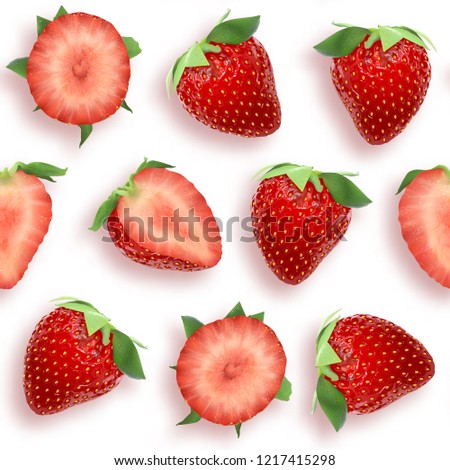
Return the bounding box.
[313,312,435,431]
[90,159,222,271]
[0,162,66,289]
[251,164,371,285]
[7,6,141,146]
[314,23,433,145]
[397,165,450,288]
[167,10,281,138]
[174,303,291,437]
[23,298,146,415]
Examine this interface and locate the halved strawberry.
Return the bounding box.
[0,162,66,289]
[397,165,450,287]
[7,6,141,146]
[174,303,291,436]
[90,159,222,271]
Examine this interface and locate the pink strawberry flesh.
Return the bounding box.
[115,168,222,269]
[0,171,52,289]
[399,168,450,287]
[27,12,130,125]
[176,316,286,425]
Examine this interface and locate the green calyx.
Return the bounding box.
[312,311,347,432]
[6,5,141,147]
[0,161,67,182]
[396,164,450,194]
[52,297,146,380]
[166,9,260,94]
[89,158,174,231]
[175,302,292,438]
[255,163,372,208]
[314,22,435,58]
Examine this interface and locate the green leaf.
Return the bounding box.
[37,16,50,36]
[379,26,427,52]
[182,316,204,338]
[184,42,209,67]
[79,124,93,147]
[261,164,301,181]
[54,6,68,20]
[33,105,41,112]
[121,100,133,113]
[169,365,177,370]
[235,423,242,438]
[287,166,314,191]
[320,173,372,208]
[177,409,201,426]
[199,43,221,54]
[248,312,265,322]
[275,377,292,401]
[6,57,28,78]
[53,300,110,336]
[364,30,381,49]
[14,162,67,182]
[316,376,347,432]
[225,302,246,318]
[89,193,120,231]
[396,169,424,194]
[135,159,175,172]
[206,16,261,45]
[112,329,146,380]
[400,27,436,51]
[166,54,186,94]
[308,172,323,193]
[101,323,112,346]
[314,27,370,57]
[122,36,142,59]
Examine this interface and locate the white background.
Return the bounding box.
[1,0,449,468]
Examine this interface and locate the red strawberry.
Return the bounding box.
[90,159,222,271]
[397,165,450,287]
[251,164,371,285]
[167,10,281,137]
[23,298,145,415]
[175,303,291,436]
[7,6,141,146]
[0,162,66,289]
[314,23,433,145]
[313,312,435,431]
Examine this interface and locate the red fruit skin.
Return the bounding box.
[251,175,351,285]
[176,37,281,137]
[107,209,218,271]
[327,314,435,414]
[331,38,431,145]
[23,308,123,415]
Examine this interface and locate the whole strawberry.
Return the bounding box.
[314,23,433,145]
[23,298,146,415]
[397,165,450,288]
[174,303,291,437]
[313,312,435,431]
[0,162,66,289]
[251,164,371,285]
[167,10,281,137]
[7,5,141,146]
